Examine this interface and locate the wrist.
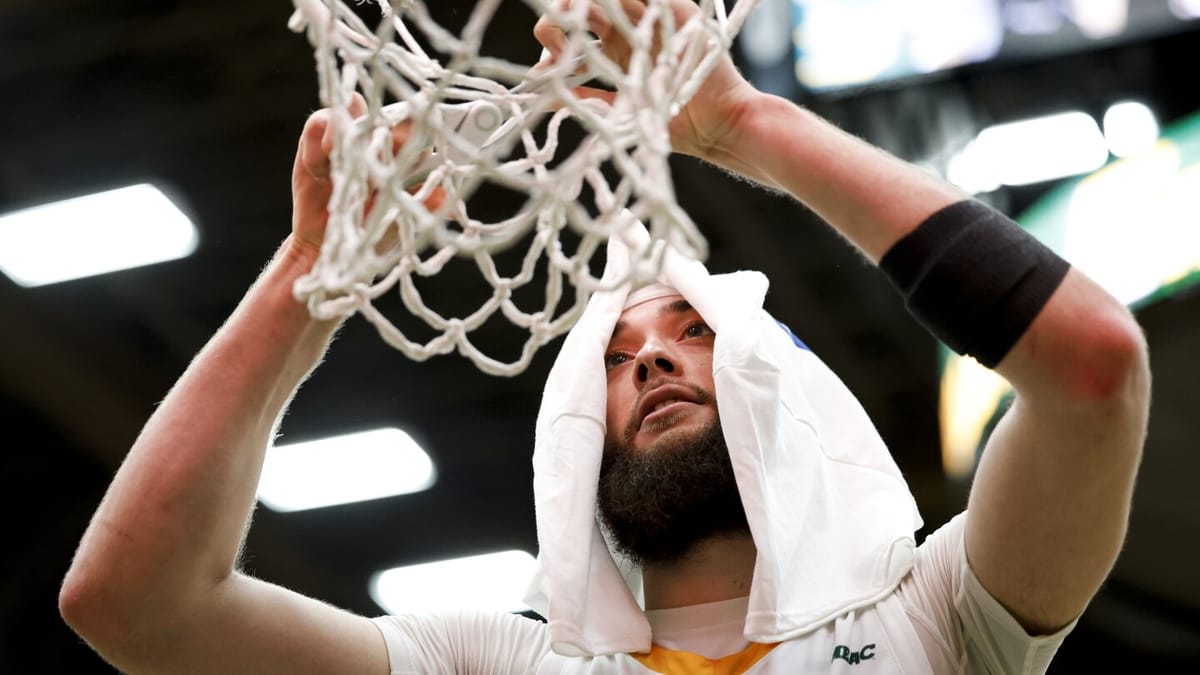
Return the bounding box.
[690,89,796,186]
[280,233,324,276]
[249,236,345,342]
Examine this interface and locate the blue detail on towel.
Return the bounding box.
[776,320,811,351]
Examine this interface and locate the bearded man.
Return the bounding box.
[60,2,1149,673]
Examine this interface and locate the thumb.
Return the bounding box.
[299,109,333,180]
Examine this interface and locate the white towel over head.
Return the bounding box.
[525,219,922,656]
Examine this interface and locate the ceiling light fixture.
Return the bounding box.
[947,111,1109,191]
[370,550,538,614]
[1103,100,1160,158]
[0,183,199,287]
[1169,0,1200,20]
[740,0,793,68]
[258,427,436,512]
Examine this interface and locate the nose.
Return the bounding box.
[633,336,676,386]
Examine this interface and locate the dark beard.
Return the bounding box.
[597,418,750,566]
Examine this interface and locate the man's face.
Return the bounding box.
[603,295,717,452]
[597,294,749,566]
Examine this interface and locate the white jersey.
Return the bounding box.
[372,514,1075,674]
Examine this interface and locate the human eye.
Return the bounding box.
[604,352,630,370]
[683,321,714,339]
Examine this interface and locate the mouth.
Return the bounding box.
[641,400,697,428]
[634,382,707,432]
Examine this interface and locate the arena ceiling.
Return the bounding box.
[2,1,1197,671]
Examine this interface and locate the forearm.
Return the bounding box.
[62,237,341,634]
[703,92,965,261]
[964,272,1148,632]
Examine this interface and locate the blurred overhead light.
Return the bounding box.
[0,183,198,287]
[946,150,1002,195]
[1002,0,1064,35]
[1063,145,1200,305]
[370,550,538,614]
[907,0,1003,74]
[947,112,1109,191]
[792,0,904,90]
[939,354,1009,479]
[1103,101,1160,158]
[1065,0,1129,39]
[258,427,436,512]
[1169,0,1200,20]
[795,0,1196,92]
[740,0,793,68]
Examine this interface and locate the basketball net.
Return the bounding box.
[288,0,759,375]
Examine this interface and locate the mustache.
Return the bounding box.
[621,380,716,447]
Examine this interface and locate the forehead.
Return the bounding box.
[610,295,695,338]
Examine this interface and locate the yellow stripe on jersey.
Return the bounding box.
[631,642,779,674]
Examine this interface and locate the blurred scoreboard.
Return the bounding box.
[791,0,1200,91]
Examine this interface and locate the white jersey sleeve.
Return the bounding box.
[898,512,1079,675]
[371,610,551,675]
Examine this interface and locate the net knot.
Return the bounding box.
[444,318,466,341]
[492,279,513,298]
[529,313,551,341]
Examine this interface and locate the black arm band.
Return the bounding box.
[879,200,1070,368]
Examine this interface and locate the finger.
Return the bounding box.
[584,0,648,42]
[320,106,337,158]
[570,85,616,109]
[423,185,447,212]
[298,109,332,180]
[317,95,367,159]
[390,120,415,155]
[584,2,617,41]
[533,14,568,61]
[348,92,367,118]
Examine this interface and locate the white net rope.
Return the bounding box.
[288,0,759,375]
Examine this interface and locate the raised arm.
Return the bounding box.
[536,0,1150,636]
[704,95,1150,635]
[58,103,390,674]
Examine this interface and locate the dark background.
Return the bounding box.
[2,1,1197,671]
